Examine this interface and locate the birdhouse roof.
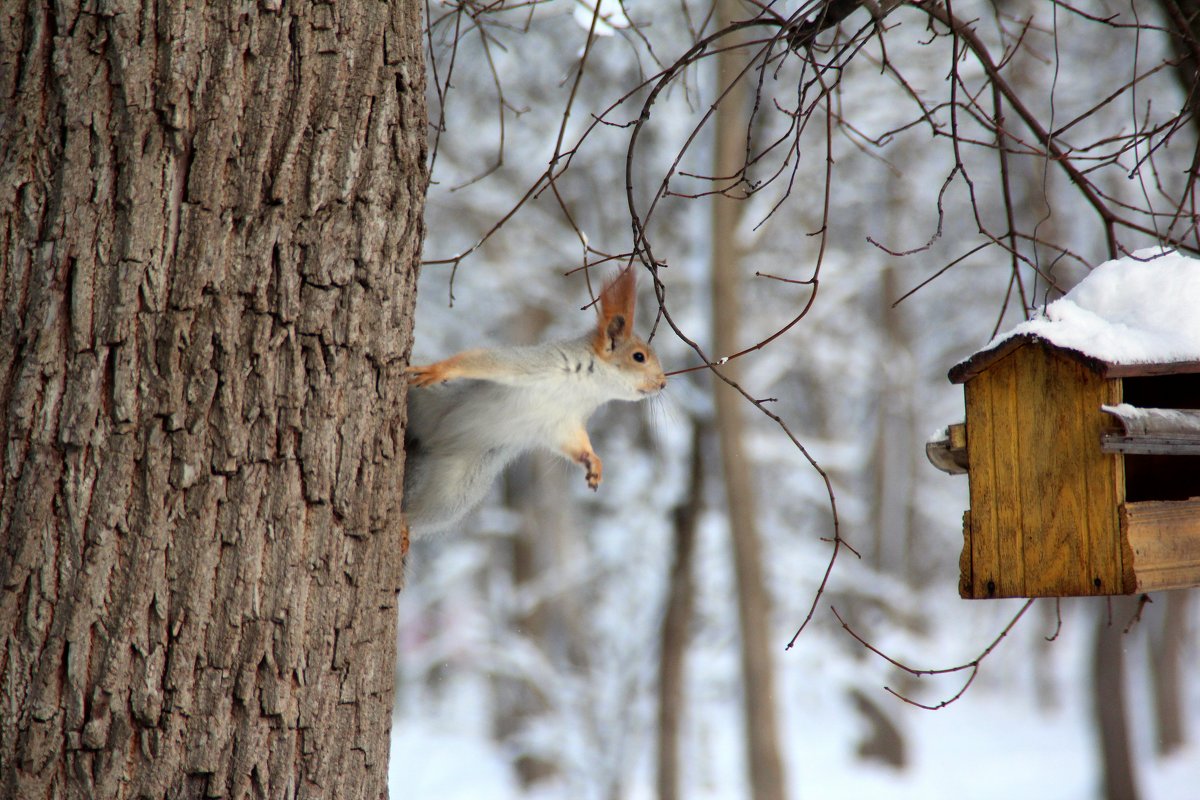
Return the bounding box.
[950,248,1200,383]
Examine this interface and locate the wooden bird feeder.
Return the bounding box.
[928,252,1200,599]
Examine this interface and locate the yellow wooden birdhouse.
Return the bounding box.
[928,250,1200,599]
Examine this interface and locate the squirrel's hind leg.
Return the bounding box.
[557,425,602,490]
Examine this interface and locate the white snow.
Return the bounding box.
[1102,403,1152,420]
[979,248,1200,366]
[390,725,521,798]
[926,425,958,446]
[390,612,1200,800]
[1101,403,1200,433]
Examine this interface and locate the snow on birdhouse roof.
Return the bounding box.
[950,248,1200,383]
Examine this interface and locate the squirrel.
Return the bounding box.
[401,268,667,537]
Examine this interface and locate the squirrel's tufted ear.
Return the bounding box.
[595,268,636,352]
[604,314,627,352]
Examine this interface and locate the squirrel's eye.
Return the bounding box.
[633,351,646,363]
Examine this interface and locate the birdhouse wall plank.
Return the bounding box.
[989,353,1027,595]
[964,373,1001,597]
[1122,499,1200,591]
[1016,348,1090,596]
[959,343,1127,597]
[1078,363,1129,593]
[963,353,1028,597]
[959,511,973,597]
[1089,371,1123,592]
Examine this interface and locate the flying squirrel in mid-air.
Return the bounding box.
[402,268,667,537]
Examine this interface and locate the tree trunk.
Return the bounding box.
[493,454,562,788]
[869,263,918,579]
[0,2,426,798]
[1092,600,1141,800]
[1150,1,1199,763]
[656,422,704,800]
[1160,0,1200,102]
[710,6,789,797]
[1149,590,1190,755]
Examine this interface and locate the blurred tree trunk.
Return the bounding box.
[656,422,704,800]
[1151,2,1198,762]
[871,165,901,575]
[1161,0,1200,102]
[492,308,564,787]
[1149,591,1189,755]
[1092,600,1141,800]
[710,3,789,797]
[869,262,918,580]
[492,457,560,786]
[0,2,425,797]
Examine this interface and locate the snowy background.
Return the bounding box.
[392,1,1200,797]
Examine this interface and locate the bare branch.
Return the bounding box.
[831,600,1035,710]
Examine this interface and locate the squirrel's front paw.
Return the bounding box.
[406,362,451,387]
[578,451,603,491]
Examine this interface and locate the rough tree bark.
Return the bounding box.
[710,4,789,797]
[0,1,426,798]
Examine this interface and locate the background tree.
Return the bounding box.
[0,2,425,797]
[656,421,704,800]
[1094,599,1142,800]
[710,1,789,796]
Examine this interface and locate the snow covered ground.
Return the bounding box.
[388,678,1200,799]
[389,590,1200,799]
